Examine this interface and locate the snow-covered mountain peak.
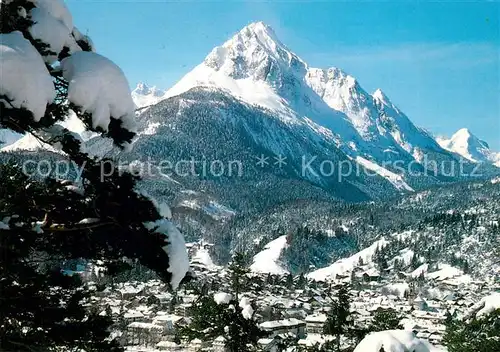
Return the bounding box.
[372,88,390,104]
[453,127,471,137]
[448,128,486,153]
[203,21,306,81]
[306,67,360,96]
[305,66,380,138]
[132,82,166,108]
[162,22,482,179]
[327,67,358,87]
[133,82,164,97]
[133,82,150,95]
[437,128,499,165]
[450,128,493,151]
[372,89,402,115]
[238,21,283,51]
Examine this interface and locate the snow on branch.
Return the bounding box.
[72,26,95,52]
[0,31,56,121]
[214,292,233,305]
[28,6,79,63]
[143,219,189,290]
[353,330,436,352]
[29,0,73,31]
[61,51,137,134]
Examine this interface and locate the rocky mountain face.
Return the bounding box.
[125,88,386,209]
[163,23,484,174]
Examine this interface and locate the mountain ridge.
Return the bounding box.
[132,21,498,177]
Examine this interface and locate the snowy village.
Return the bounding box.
[78,238,499,352]
[0,0,499,352]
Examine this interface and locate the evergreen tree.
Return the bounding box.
[228,252,250,300]
[323,284,352,351]
[393,258,402,271]
[410,254,421,270]
[179,256,265,352]
[358,256,364,266]
[0,1,188,350]
[442,309,500,352]
[266,273,273,285]
[286,273,294,289]
[369,308,402,332]
[297,273,307,289]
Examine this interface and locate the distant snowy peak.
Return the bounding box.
[0,129,23,148]
[1,133,60,153]
[305,65,440,157]
[438,128,499,166]
[132,82,166,108]
[133,82,165,97]
[372,88,400,115]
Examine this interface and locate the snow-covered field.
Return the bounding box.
[308,237,389,281]
[250,235,289,275]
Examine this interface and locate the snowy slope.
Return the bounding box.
[250,235,289,274]
[1,133,60,153]
[191,246,220,270]
[57,110,99,141]
[356,156,414,192]
[1,111,96,152]
[470,292,500,318]
[308,237,389,281]
[437,128,500,167]
[426,263,470,282]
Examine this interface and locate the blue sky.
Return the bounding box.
[67,1,500,149]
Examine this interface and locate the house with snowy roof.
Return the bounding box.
[156,340,183,351]
[123,310,146,324]
[298,333,335,349]
[152,313,188,333]
[125,322,164,346]
[412,295,429,311]
[174,303,192,317]
[119,285,145,300]
[212,336,228,352]
[147,292,173,307]
[259,318,306,338]
[283,307,308,320]
[305,314,328,334]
